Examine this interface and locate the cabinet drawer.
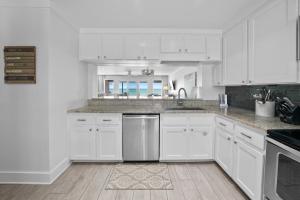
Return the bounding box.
[216,117,234,131]
[161,114,188,126]
[69,115,95,126]
[189,115,214,126]
[235,125,265,150]
[96,114,122,126]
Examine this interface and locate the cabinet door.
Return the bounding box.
[215,127,234,176]
[223,22,248,85]
[234,139,263,200]
[70,126,96,160]
[248,0,298,84]
[102,35,124,60]
[124,35,144,59]
[161,127,187,160]
[79,34,100,61]
[184,35,206,54]
[188,126,213,160]
[161,35,184,53]
[206,35,222,61]
[142,35,160,59]
[97,126,122,161]
[212,64,223,86]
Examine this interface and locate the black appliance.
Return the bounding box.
[276,97,300,125]
[264,129,300,200]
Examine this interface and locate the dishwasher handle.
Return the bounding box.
[123,115,159,119]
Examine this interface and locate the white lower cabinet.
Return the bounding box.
[215,117,265,200]
[215,126,234,176]
[234,138,264,200]
[161,127,187,160]
[97,126,122,160]
[69,114,122,161]
[70,125,96,160]
[160,114,214,161]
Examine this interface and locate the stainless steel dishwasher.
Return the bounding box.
[123,114,159,161]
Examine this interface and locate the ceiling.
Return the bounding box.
[51,0,265,29]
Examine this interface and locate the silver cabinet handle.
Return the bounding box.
[242,80,245,83]
[103,56,107,59]
[184,128,187,132]
[137,56,141,59]
[219,122,226,127]
[77,119,86,122]
[190,128,194,132]
[179,49,182,52]
[185,49,188,52]
[96,128,99,132]
[89,128,92,132]
[227,137,231,141]
[203,132,208,136]
[248,80,252,84]
[297,15,300,61]
[143,56,147,59]
[234,141,237,144]
[102,119,112,122]
[240,132,252,139]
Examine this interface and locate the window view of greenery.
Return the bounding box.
[139,81,148,97]
[128,81,137,96]
[153,80,162,96]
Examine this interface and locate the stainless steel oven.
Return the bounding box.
[264,130,300,200]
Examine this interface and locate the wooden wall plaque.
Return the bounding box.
[4,46,36,84]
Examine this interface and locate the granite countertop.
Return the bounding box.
[68,105,300,132]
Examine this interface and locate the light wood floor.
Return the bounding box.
[0,162,249,200]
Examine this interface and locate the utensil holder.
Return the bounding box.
[255,101,275,117]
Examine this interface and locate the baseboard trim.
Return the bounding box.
[49,158,71,184]
[0,158,70,184]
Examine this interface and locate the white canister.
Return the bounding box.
[255,100,275,117]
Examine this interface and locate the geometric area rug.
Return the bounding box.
[105,164,174,190]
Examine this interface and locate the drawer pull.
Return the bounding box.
[77,119,86,122]
[96,128,99,132]
[234,141,237,144]
[190,128,194,132]
[240,132,252,139]
[203,132,208,136]
[89,128,92,132]
[184,129,187,132]
[227,137,231,141]
[219,122,227,127]
[103,119,112,122]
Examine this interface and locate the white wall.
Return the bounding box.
[0,6,50,175]
[48,10,88,172]
[0,1,88,183]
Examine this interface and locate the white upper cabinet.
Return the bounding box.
[212,64,223,86]
[79,34,101,61]
[160,35,183,53]
[206,35,222,61]
[223,22,248,85]
[248,0,298,84]
[160,34,209,61]
[184,35,206,54]
[101,34,124,60]
[124,34,160,60]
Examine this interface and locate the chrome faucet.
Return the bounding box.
[177,88,188,106]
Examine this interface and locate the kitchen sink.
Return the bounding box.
[165,107,205,111]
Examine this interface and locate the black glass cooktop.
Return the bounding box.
[267,129,300,151]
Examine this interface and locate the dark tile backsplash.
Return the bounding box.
[226,85,300,111]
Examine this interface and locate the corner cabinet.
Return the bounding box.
[223,21,248,85]
[215,117,265,200]
[248,0,298,84]
[68,113,122,161]
[160,114,214,161]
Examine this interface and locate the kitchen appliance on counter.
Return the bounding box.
[276,97,300,125]
[123,114,160,161]
[264,129,300,200]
